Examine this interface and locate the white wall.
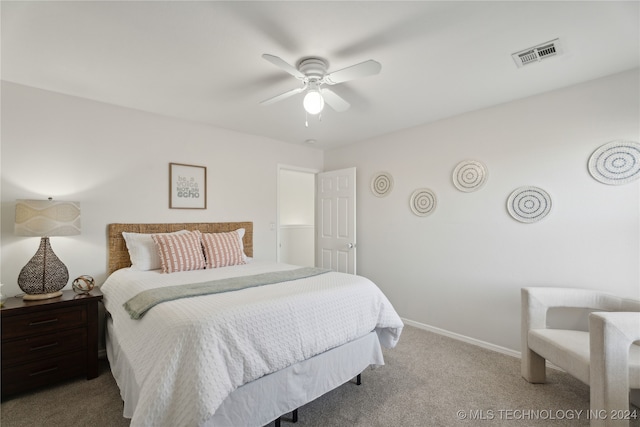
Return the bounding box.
[2,71,638,354]
[279,226,315,267]
[279,169,315,225]
[324,69,640,352]
[1,82,323,298]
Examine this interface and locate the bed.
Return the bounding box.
[101,222,403,427]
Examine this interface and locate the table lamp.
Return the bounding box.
[15,199,81,300]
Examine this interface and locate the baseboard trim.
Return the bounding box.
[401,318,568,371]
[401,317,521,359]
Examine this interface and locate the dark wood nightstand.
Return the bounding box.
[1,289,103,399]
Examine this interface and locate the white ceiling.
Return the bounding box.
[2,1,639,150]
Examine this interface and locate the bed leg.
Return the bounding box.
[273,409,297,426]
[356,373,361,385]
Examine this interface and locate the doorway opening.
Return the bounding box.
[277,166,317,266]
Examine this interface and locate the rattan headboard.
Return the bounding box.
[107,222,253,274]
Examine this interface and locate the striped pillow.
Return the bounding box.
[201,230,247,268]
[152,230,206,274]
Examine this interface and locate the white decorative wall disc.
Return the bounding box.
[507,186,552,223]
[371,172,394,197]
[588,140,640,185]
[410,188,437,217]
[453,160,487,192]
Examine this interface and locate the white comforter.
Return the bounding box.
[101,261,403,427]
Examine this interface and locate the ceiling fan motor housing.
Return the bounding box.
[297,57,328,81]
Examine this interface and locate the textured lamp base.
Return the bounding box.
[23,291,63,301]
[18,237,69,299]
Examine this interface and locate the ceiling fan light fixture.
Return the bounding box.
[303,85,324,115]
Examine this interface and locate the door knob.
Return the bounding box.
[347,243,356,249]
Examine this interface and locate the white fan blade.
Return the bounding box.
[323,60,381,85]
[260,86,306,106]
[262,54,306,80]
[322,88,350,112]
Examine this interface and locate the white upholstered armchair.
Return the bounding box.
[521,287,640,427]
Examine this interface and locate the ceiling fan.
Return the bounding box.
[259,54,382,115]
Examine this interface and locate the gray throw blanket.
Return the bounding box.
[124,267,330,319]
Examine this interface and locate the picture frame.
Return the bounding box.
[169,163,207,209]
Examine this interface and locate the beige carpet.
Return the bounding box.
[2,326,638,426]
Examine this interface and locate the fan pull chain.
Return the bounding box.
[305,111,323,128]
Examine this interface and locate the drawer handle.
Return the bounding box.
[30,342,59,352]
[28,318,59,327]
[29,366,58,377]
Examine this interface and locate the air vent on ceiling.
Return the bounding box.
[512,38,561,68]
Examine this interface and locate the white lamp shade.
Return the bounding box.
[303,90,325,115]
[15,199,81,237]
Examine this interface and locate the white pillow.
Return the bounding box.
[236,228,248,261]
[123,230,190,271]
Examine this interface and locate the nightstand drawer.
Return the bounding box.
[2,306,87,340]
[1,290,103,399]
[1,350,87,396]
[2,328,87,366]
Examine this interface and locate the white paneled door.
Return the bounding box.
[316,167,356,274]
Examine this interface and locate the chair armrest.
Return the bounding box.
[590,312,640,344]
[522,287,640,331]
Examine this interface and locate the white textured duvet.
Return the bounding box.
[101,261,403,427]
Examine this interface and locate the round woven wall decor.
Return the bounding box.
[370,172,394,197]
[588,140,640,185]
[409,188,437,217]
[507,186,552,223]
[453,160,487,192]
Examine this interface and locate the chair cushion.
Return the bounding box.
[528,329,640,387]
[529,329,591,384]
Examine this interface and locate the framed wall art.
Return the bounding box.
[169,163,207,209]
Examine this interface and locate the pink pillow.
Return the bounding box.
[152,230,206,273]
[201,230,246,268]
